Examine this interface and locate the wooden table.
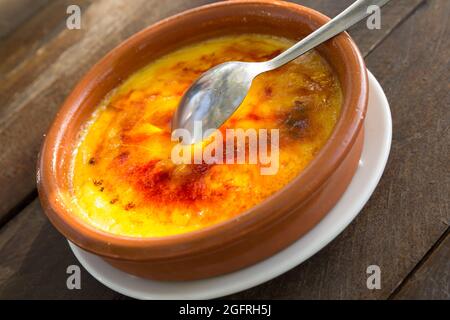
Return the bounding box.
[0,0,448,300]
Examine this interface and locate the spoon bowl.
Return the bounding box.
[172,61,267,144]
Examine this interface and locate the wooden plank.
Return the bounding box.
[0,0,94,77]
[228,0,450,299]
[392,229,449,300]
[0,0,50,38]
[0,199,120,299]
[0,0,447,299]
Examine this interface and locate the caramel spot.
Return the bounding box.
[124,202,135,210]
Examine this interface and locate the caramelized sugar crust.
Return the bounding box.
[71,34,342,237]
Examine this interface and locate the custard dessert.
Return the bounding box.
[70,34,342,237]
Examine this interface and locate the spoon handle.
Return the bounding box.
[266,0,391,70]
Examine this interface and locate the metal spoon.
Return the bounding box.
[172,0,390,144]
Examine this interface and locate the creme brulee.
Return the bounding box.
[70,34,342,237]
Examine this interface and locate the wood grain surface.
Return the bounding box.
[0,0,448,299]
[392,230,449,300]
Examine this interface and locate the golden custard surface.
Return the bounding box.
[71,34,342,237]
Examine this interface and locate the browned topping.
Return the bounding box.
[124,202,135,210]
[278,100,312,139]
[93,179,103,186]
[264,86,273,98]
[117,151,129,164]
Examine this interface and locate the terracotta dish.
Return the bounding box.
[38,0,368,280]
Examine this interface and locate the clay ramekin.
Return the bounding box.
[37,0,368,280]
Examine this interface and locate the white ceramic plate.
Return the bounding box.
[69,71,392,300]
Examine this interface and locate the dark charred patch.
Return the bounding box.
[279,100,312,139]
[88,157,96,165]
[124,202,135,210]
[93,179,103,186]
[110,198,118,204]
